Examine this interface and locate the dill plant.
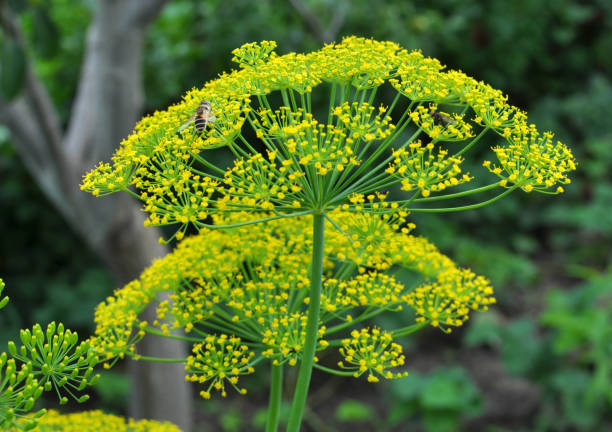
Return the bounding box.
[0,278,180,431]
[82,37,576,431]
[0,279,92,429]
[0,277,100,430]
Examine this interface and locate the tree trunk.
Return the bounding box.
[0,2,193,430]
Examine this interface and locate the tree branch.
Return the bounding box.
[0,6,62,151]
[121,0,172,28]
[328,5,347,40]
[0,2,193,430]
[0,4,76,222]
[288,0,347,44]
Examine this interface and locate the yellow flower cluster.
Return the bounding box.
[469,85,526,131]
[288,119,358,177]
[332,102,396,142]
[222,152,303,210]
[91,280,151,364]
[484,124,576,193]
[327,201,412,269]
[81,37,575,237]
[92,213,493,395]
[389,53,446,102]
[310,38,401,88]
[139,160,219,236]
[403,268,495,331]
[10,410,181,432]
[409,104,474,142]
[254,106,305,140]
[321,272,406,312]
[257,52,321,94]
[232,40,278,68]
[261,314,327,366]
[396,235,457,278]
[338,328,408,382]
[386,141,471,197]
[185,334,254,399]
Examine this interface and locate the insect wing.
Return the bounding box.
[177,114,196,133]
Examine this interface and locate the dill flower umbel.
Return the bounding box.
[82,37,575,432]
[93,214,493,397]
[81,37,575,239]
[185,334,254,399]
[0,354,46,429]
[338,328,408,382]
[8,410,181,432]
[0,281,102,431]
[8,322,99,405]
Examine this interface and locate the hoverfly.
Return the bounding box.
[430,111,456,127]
[177,100,216,134]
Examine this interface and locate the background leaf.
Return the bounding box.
[0,37,26,101]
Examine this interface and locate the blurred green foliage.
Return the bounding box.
[1,0,611,429]
[0,137,113,345]
[334,399,376,424]
[540,271,612,431]
[388,367,482,432]
[0,37,26,100]
[465,271,612,430]
[93,371,130,413]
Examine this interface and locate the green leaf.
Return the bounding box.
[335,399,375,423]
[421,368,480,411]
[93,371,126,408]
[463,311,503,347]
[0,37,26,101]
[7,0,28,13]
[390,372,427,401]
[220,408,243,432]
[500,319,543,376]
[424,410,460,432]
[549,368,598,430]
[32,7,60,58]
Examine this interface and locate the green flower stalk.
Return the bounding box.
[81,37,576,431]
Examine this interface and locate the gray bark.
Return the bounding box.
[0,2,193,430]
[288,0,347,44]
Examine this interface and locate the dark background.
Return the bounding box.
[1,0,611,431]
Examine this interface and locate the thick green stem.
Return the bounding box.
[286,213,325,432]
[265,363,283,432]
